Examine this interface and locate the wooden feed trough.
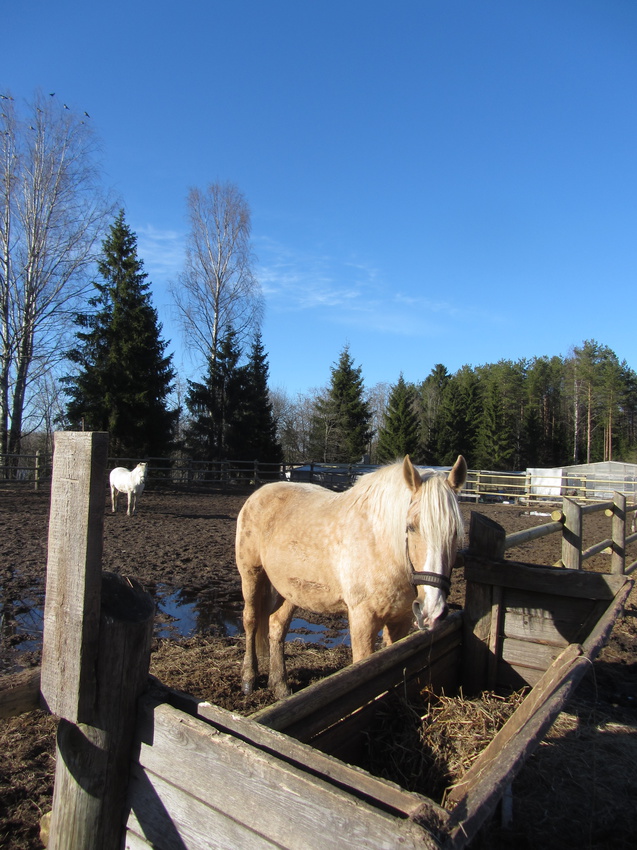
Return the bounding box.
[122,521,632,849]
[7,433,632,849]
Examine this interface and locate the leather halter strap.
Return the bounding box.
[405,530,452,597]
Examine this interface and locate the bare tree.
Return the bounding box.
[172,182,263,367]
[0,90,113,455]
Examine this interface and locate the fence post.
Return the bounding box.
[561,497,582,570]
[612,491,626,575]
[40,432,154,850]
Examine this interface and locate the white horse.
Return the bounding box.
[109,463,148,516]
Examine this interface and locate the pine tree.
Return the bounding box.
[376,375,421,463]
[65,211,176,457]
[310,345,373,463]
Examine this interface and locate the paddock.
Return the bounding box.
[0,432,635,849]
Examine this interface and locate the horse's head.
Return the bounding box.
[131,463,148,484]
[403,455,466,630]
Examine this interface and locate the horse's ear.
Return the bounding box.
[448,455,467,493]
[402,455,422,493]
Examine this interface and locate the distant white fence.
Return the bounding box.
[287,462,637,505]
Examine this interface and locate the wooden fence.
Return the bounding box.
[2,449,637,506]
[0,452,283,490]
[0,433,635,847]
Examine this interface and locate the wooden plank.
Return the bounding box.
[494,661,546,689]
[130,701,442,850]
[612,491,626,575]
[561,497,582,569]
[461,580,493,695]
[277,625,463,744]
[126,764,282,849]
[49,572,155,850]
[464,557,626,600]
[251,612,462,735]
[194,695,444,820]
[468,512,506,557]
[501,592,595,644]
[582,579,633,658]
[306,641,462,761]
[443,644,589,849]
[501,636,568,671]
[486,585,503,688]
[0,668,41,719]
[40,431,108,722]
[124,832,153,850]
[503,520,563,551]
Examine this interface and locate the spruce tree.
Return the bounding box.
[310,345,373,463]
[474,379,515,470]
[184,327,245,460]
[435,368,480,467]
[376,375,422,463]
[65,210,176,457]
[234,332,283,465]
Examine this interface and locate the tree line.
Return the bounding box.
[274,340,637,470]
[2,91,636,472]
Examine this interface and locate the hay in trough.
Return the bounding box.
[362,686,527,803]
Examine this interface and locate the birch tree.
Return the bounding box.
[0,90,112,456]
[172,182,263,368]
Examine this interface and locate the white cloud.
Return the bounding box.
[255,237,481,337]
[136,224,185,281]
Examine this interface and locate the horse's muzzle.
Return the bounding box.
[412,599,448,631]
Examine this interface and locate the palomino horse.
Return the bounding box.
[236,455,467,699]
[109,462,148,516]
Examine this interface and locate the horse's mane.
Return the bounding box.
[347,461,464,565]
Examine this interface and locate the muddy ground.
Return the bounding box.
[0,484,636,848]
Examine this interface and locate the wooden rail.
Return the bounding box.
[491,493,637,575]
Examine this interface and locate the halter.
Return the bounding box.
[405,528,452,596]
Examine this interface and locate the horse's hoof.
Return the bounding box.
[270,682,291,701]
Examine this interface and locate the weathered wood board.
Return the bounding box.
[125,699,443,850]
[462,555,630,691]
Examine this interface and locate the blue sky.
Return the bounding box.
[4,1,637,396]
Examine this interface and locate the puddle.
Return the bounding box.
[1,583,350,666]
[154,585,349,647]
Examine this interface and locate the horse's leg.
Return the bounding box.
[240,569,270,695]
[267,598,296,700]
[348,607,381,662]
[382,613,413,647]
